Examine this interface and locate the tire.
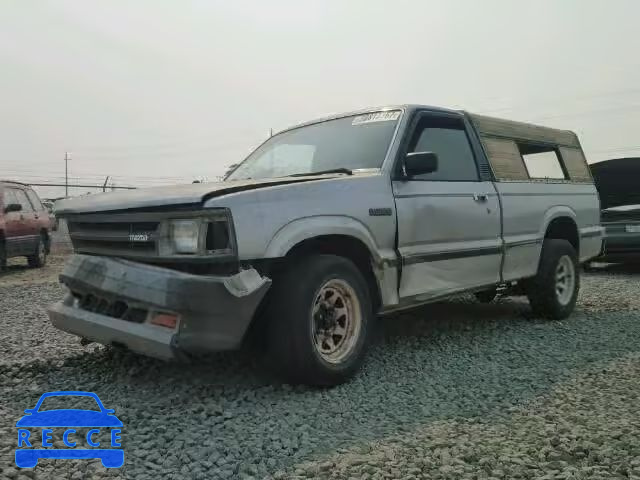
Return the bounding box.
[265,254,373,387]
[474,288,497,303]
[27,234,47,268]
[526,239,579,319]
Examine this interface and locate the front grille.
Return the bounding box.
[63,209,237,269]
[67,216,160,258]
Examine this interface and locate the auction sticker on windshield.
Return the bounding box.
[352,111,400,125]
[15,391,124,469]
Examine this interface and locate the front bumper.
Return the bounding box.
[48,254,271,360]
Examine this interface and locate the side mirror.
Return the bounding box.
[4,203,22,213]
[404,152,438,178]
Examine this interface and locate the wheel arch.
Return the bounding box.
[264,216,382,262]
[263,217,387,311]
[542,208,579,254]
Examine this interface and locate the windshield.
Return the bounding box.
[226,110,401,181]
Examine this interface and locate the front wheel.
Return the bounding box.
[265,254,373,386]
[526,239,579,319]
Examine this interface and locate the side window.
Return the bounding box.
[481,137,529,181]
[407,116,479,181]
[559,147,591,183]
[14,189,34,212]
[518,143,567,180]
[3,188,18,208]
[26,190,44,211]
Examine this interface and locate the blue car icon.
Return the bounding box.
[16,391,123,468]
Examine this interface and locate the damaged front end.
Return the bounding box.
[48,206,275,359]
[48,254,271,360]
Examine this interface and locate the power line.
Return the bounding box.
[0,168,195,182]
[28,182,136,190]
[0,172,190,182]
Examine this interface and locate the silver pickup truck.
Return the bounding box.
[50,105,603,386]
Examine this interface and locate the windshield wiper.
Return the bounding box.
[287,168,353,177]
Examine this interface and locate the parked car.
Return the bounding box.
[49,105,603,386]
[0,180,51,270]
[589,157,640,263]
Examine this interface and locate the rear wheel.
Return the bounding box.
[526,239,579,319]
[265,254,373,386]
[27,234,47,268]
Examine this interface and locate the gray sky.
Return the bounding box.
[1,0,639,198]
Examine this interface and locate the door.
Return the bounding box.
[3,188,29,255]
[13,188,39,255]
[392,112,502,301]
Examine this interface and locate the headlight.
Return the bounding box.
[170,219,200,254]
[158,210,234,257]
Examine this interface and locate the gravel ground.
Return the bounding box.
[1,261,639,479]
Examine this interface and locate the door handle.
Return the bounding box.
[473,193,488,202]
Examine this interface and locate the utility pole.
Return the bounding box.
[103,176,111,192]
[64,152,71,197]
[270,128,273,137]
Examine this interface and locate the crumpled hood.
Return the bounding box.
[55,176,335,215]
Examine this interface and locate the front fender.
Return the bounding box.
[264,215,382,261]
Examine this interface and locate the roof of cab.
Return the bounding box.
[275,104,581,148]
[276,104,461,134]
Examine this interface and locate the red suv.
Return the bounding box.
[0,180,52,270]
